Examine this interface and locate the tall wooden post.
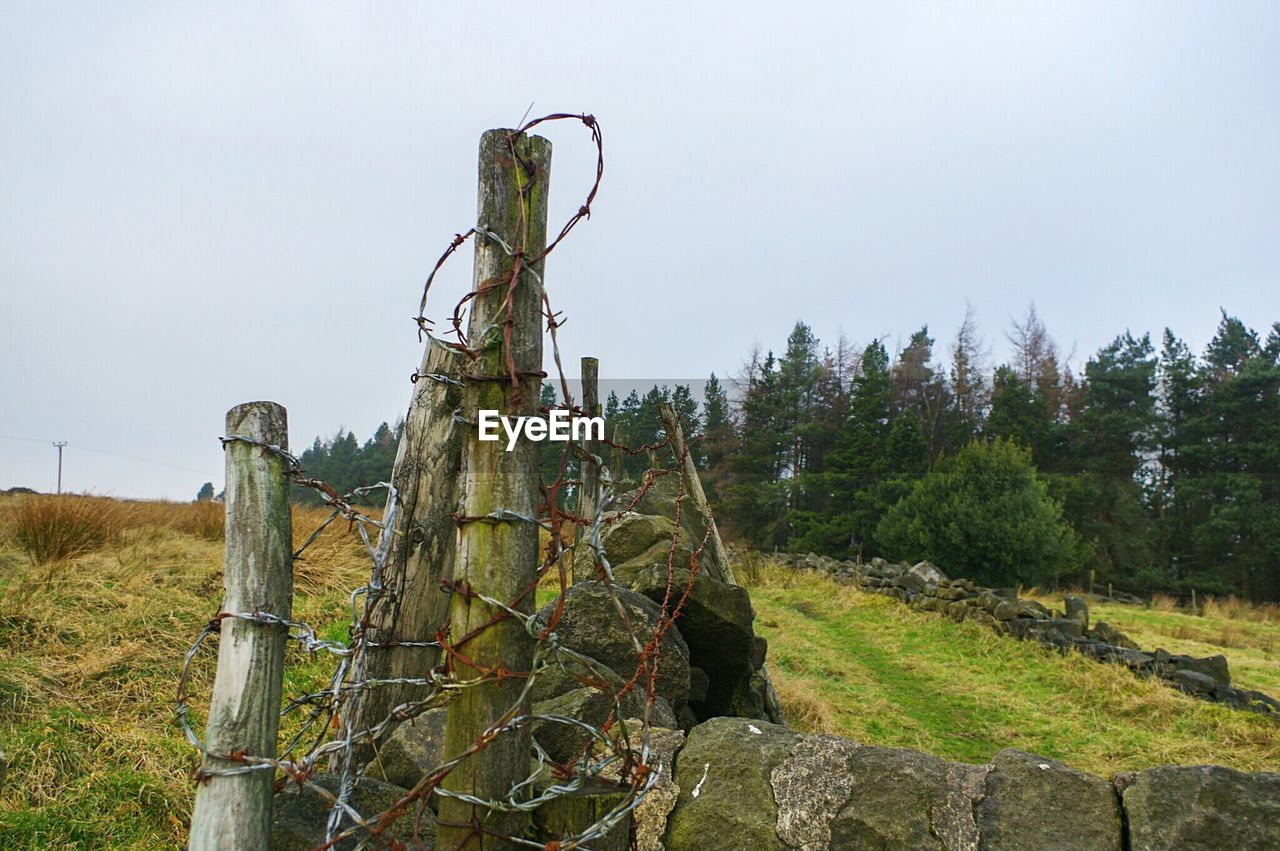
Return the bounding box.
[437,129,551,850]
[343,337,465,770]
[572,356,601,582]
[189,402,293,851]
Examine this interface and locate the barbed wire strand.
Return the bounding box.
[179,114,721,850]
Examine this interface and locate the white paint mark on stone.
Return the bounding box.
[748,724,763,735]
[691,762,710,798]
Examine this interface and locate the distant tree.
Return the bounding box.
[947,304,988,450]
[1175,314,1280,599]
[195,482,215,502]
[986,366,1051,460]
[723,349,789,547]
[1064,332,1158,583]
[792,340,894,557]
[892,326,950,459]
[701,373,734,502]
[877,439,1078,587]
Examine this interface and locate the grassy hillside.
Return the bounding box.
[1039,592,1280,697]
[749,565,1280,775]
[0,496,368,850]
[0,495,1277,848]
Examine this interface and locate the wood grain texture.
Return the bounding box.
[572,356,601,583]
[189,401,293,851]
[344,337,464,771]
[437,129,552,850]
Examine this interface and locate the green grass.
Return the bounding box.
[2,497,1277,848]
[749,566,1280,776]
[1044,594,1280,696]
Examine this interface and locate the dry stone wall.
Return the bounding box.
[320,714,1280,850]
[778,552,1280,719]
[272,478,1280,849]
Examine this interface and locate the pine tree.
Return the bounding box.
[701,373,735,502]
[723,351,789,547]
[1066,332,1158,584]
[793,340,894,557]
[947,305,988,452]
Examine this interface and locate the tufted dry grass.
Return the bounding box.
[0,496,371,849]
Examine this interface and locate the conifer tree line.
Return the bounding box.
[296,307,1278,601]
[292,422,400,508]
[704,308,1280,602]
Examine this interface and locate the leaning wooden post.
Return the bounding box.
[342,337,465,771]
[658,403,734,585]
[189,402,293,851]
[437,129,551,850]
[572,356,601,582]
[659,403,786,724]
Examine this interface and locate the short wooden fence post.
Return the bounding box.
[189,401,293,851]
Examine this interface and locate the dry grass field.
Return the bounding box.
[0,494,1276,848]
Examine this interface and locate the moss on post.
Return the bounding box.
[436,129,552,850]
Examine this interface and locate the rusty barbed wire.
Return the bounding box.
[180,114,725,850]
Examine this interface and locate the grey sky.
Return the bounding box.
[2,2,1277,499]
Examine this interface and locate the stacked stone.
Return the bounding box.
[665,717,1280,850]
[556,472,783,731]
[776,553,1280,719]
[306,475,782,850]
[295,712,1280,850]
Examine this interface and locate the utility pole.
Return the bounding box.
[52,442,67,494]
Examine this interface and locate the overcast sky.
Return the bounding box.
[2,2,1277,499]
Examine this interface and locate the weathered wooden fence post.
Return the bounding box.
[342,337,465,770]
[658,402,734,585]
[437,128,552,850]
[189,401,293,851]
[572,356,601,582]
[610,424,625,484]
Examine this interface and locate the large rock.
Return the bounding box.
[976,749,1122,850]
[908,561,947,587]
[595,720,686,851]
[775,738,984,850]
[272,773,429,850]
[531,686,645,764]
[1091,620,1139,649]
[531,652,628,704]
[531,779,632,851]
[662,722,1133,851]
[628,565,760,718]
[1181,654,1231,689]
[665,717,800,850]
[536,581,691,708]
[1119,765,1280,850]
[1170,669,1217,696]
[578,512,696,583]
[611,473,717,559]
[364,706,448,789]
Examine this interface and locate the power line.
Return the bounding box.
[1,435,214,477]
